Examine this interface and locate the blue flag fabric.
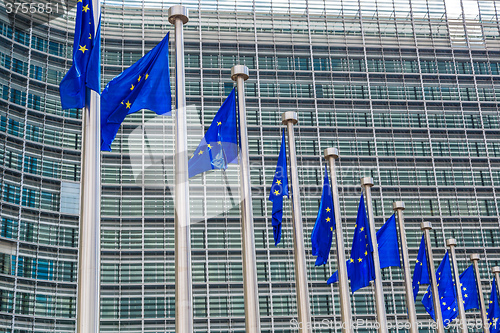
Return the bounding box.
[59,0,100,109]
[348,194,375,293]
[86,16,101,94]
[327,213,400,284]
[188,89,238,178]
[488,278,500,333]
[421,251,458,327]
[459,265,480,311]
[100,33,172,151]
[376,214,401,269]
[267,132,289,246]
[412,235,430,300]
[311,165,335,265]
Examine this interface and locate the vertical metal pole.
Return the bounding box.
[76,0,100,332]
[446,239,467,333]
[231,65,261,333]
[324,148,353,333]
[392,202,418,333]
[360,177,387,333]
[281,112,311,332]
[421,222,445,333]
[493,267,500,300]
[168,6,193,333]
[470,254,490,333]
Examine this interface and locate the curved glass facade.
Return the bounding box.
[1,0,500,331]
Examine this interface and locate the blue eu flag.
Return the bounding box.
[348,194,375,293]
[59,0,100,110]
[488,278,500,333]
[421,251,458,327]
[100,33,172,151]
[311,165,334,265]
[267,132,289,246]
[460,265,480,311]
[327,204,398,285]
[376,214,400,269]
[412,234,430,300]
[188,89,238,178]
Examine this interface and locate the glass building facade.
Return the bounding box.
[1,0,500,331]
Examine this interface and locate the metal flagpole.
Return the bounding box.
[361,177,388,333]
[470,254,490,333]
[76,0,101,331]
[493,266,500,299]
[168,6,193,333]
[421,222,445,333]
[446,239,467,333]
[281,112,311,332]
[231,65,261,333]
[324,148,353,333]
[392,202,418,333]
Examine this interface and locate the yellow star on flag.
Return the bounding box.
[79,45,88,53]
[358,258,362,262]
[274,190,280,195]
[360,227,364,231]
[350,258,354,263]
[88,33,92,39]
[276,180,282,185]
[125,101,131,109]
[198,150,204,155]
[207,144,212,149]
[217,141,222,145]
[130,84,135,91]
[330,227,333,231]
[138,75,142,82]
[145,73,149,80]
[217,121,222,126]
[326,217,331,222]
[326,207,331,212]
[82,4,89,12]
[364,251,368,256]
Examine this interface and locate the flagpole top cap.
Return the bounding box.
[469,253,480,261]
[324,148,339,159]
[360,177,374,187]
[168,5,189,24]
[446,238,457,247]
[420,222,432,230]
[282,111,298,125]
[493,266,500,274]
[393,201,405,210]
[231,65,249,81]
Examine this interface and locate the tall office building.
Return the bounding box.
[0,0,499,331]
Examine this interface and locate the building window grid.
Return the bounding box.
[0,1,500,330]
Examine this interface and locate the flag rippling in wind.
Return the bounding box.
[311,165,334,265]
[459,265,480,311]
[346,194,375,293]
[488,278,500,333]
[412,235,430,300]
[376,214,400,269]
[59,0,100,109]
[188,88,238,178]
[268,132,289,246]
[421,251,458,327]
[100,33,172,151]
[327,210,399,284]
